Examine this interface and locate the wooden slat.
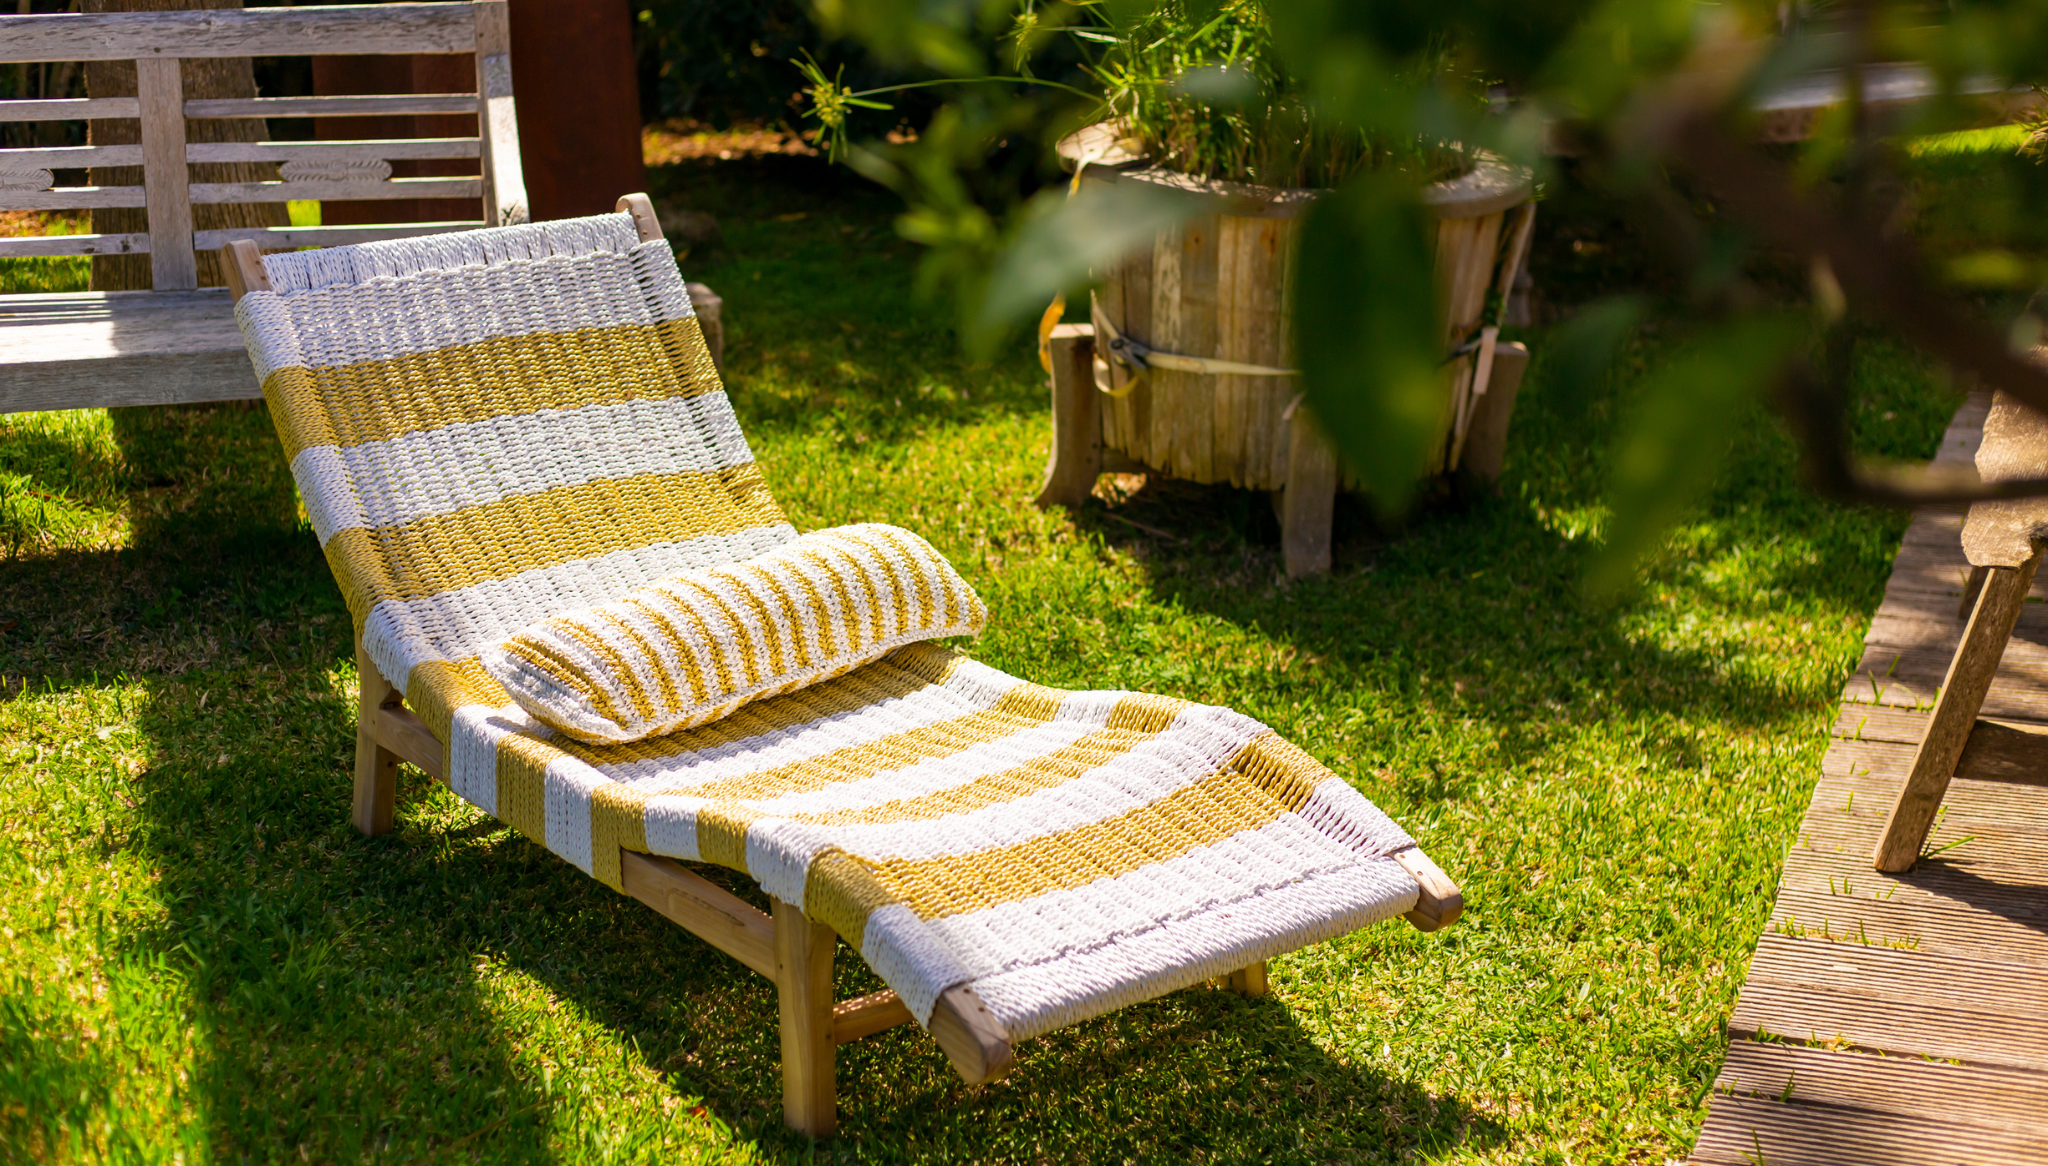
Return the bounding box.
[619,852,777,980]
[1829,704,1934,744]
[1713,1042,2048,1132]
[1695,1091,2048,1166]
[194,221,484,251]
[186,137,480,164]
[1729,933,2048,1069]
[0,3,474,64]
[831,989,914,1044]
[0,185,147,211]
[0,290,256,413]
[0,233,149,258]
[0,143,142,168]
[136,57,195,291]
[1767,887,2048,967]
[183,93,479,120]
[0,221,483,258]
[189,176,481,205]
[1841,638,2048,717]
[368,705,442,781]
[0,97,140,121]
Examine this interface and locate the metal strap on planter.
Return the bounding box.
[1089,310,1297,398]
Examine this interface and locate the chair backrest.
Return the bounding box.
[0,1,527,290]
[231,210,792,709]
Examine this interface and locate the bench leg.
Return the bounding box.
[774,898,838,1138]
[353,641,400,837]
[1875,553,2039,872]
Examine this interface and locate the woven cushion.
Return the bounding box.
[481,524,987,743]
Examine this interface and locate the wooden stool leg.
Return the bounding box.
[773,898,838,1138]
[1226,961,1269,997]
[1036,324,1101,509]
[1282,407,1337,577]
[353,640,400,837]
[1875,553,2040,871]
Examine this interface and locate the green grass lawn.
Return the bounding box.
[0,151,1975,1164]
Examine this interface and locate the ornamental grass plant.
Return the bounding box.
[1090,1,1469,188]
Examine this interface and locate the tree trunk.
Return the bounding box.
[84,0,288,290]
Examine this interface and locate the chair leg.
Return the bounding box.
[353,641,400,837]
[1226,961,1269,997]
[1874,554,2039,872]
[773,898,838,1138]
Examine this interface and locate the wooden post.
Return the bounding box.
[1874,550,2042,871]
[473,0,528,226]
[134,56,195,290]
[774,898,838,1138]
[1458,341,1531,483]
[354,639,402,837]
[1226,962,1269,997]
[1393,846,1464,931]
[221,239,270,304]
[616,192,662,242]
[505,0,646,221]
[1036,323,1101,509]
[1281,405,1337,578]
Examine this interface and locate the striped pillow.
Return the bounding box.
[479,524,987,744]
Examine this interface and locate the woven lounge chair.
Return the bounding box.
[221,196,1463,1136]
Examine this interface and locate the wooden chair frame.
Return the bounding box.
[221,198,1463,1136]
[1875,550,2044,872]
[1875,390,2048,872]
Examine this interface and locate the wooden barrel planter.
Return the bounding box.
[1036,124,1537,576]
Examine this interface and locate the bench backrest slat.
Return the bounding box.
[0,3,476,64]
[0,0,528,285]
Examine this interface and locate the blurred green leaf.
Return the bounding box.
[1294,171,1442,514]
[1539,0,1702,120]
[1589,314,1804,596]
[1171,64,1259,106]
[1548,295,1646,421]
[972,179,1200,353]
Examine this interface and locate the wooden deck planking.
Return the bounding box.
[1693,394,2048,1164]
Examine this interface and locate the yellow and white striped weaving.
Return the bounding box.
[482,523,988,744]
[234,212,1427,1040]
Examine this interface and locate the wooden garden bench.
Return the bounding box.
[1876,390,2048,870]
[0,1,719,414]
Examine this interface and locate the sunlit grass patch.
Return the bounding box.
[1902,122,2029,158]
